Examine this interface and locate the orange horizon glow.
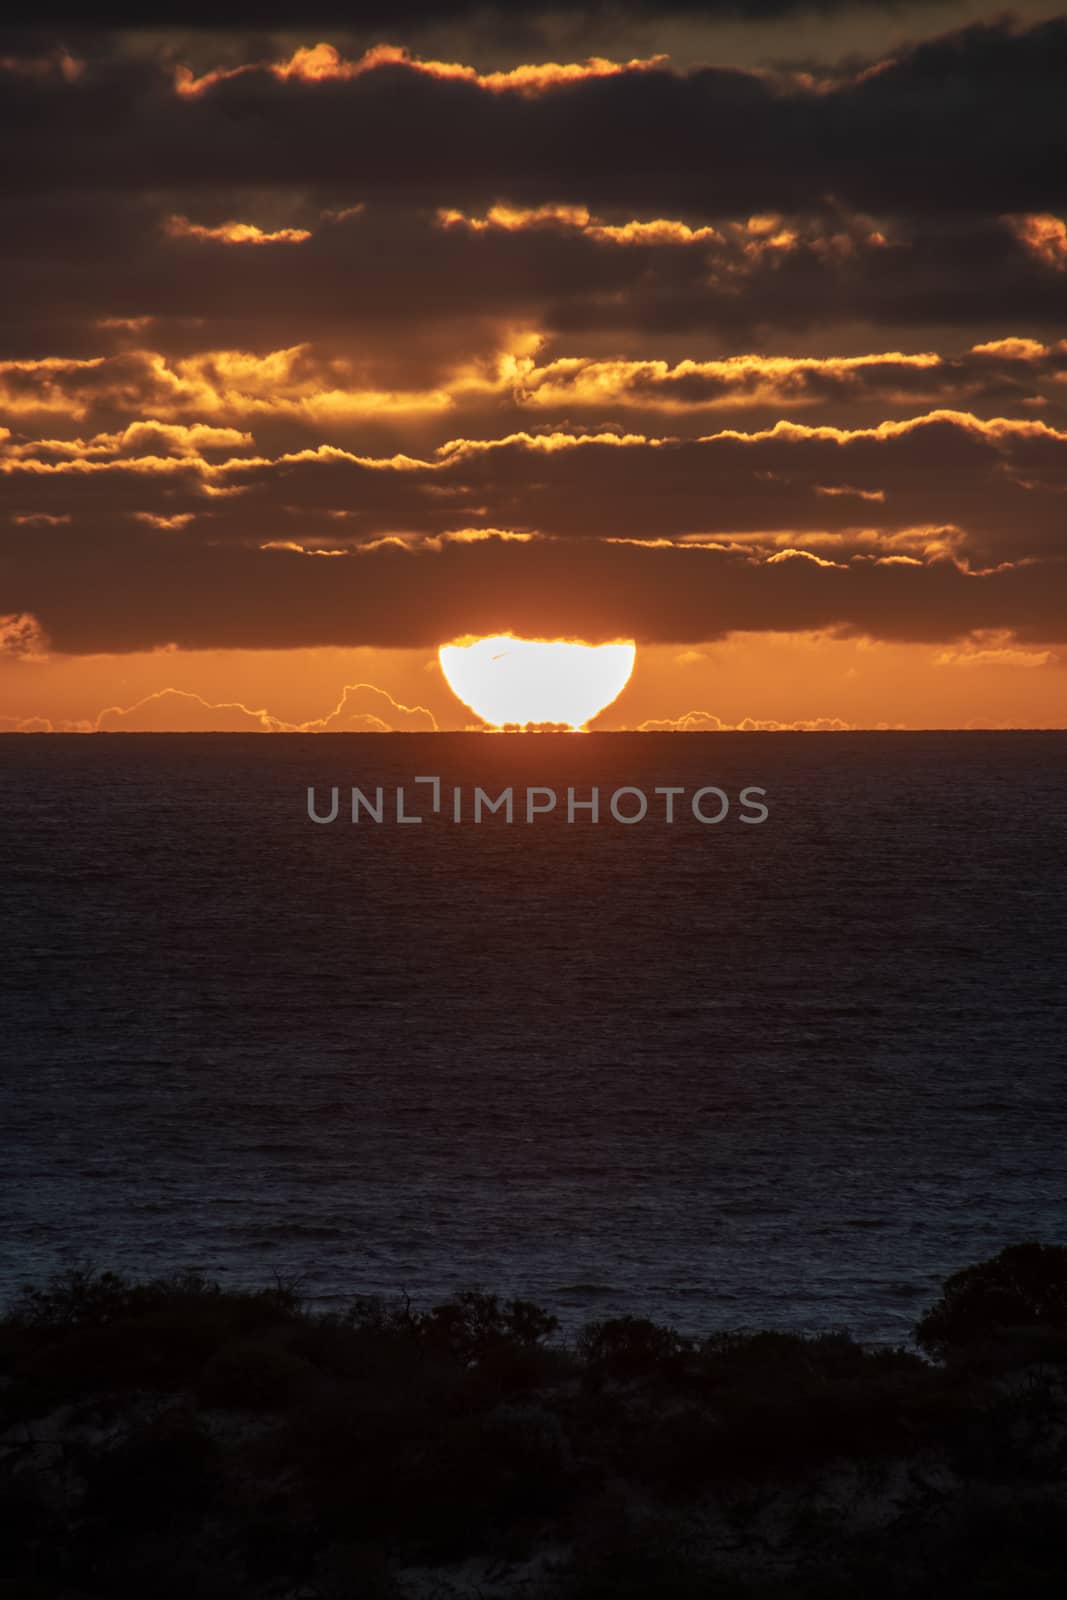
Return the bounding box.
[438,635,637,730]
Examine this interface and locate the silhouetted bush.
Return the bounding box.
[81,1410,221,1533]
[699,1328,923,1384]
[916,1243,1067,1358]
[567,1509,738,1599]
[8,1266,137,1331]
[311,1540,402,1599]
[411,1289,560,1363]
[469,1330,576,1398]
[1,1267,308,1413]
[7,1265,302,1334]
[395,1403,579,1561]
[4,1250,1067,1598]
[691,1330,947,1474]
[195,1335,318,1410]
[577,1315,691,1381]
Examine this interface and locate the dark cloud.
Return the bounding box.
[0,0,960,29]
[2,20,1065,217]
[0,191,1064,377]
[4,528,1065,656]
[3,411,1065,581]
[6,332,1065,431]
[2,12,1065,672]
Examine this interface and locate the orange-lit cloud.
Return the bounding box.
[0,715,55,732]
[164,215,312,246]
[293,681,438,732]
[814,485,887,501]
[4,408,1066,586]
[0,348,461,425]
[2,422,253,459]
[3,14,1066,734]
[636,711,857,731]
[175,41,667,100]
[437,204,720,246]
[505,349,945,412]
[0,48,82,82]
[95,688,278,732]
[0,612,49,658]
[435,204,892,269]
[1003,213,1067,271]
[84,680,439,733]
[935,641,1055,669]
[4,336,1063,436]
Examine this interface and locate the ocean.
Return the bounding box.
[2,731,1065,1345]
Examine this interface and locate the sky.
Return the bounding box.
[1,0,1065,731]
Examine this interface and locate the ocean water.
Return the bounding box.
[1,731,1065,1346]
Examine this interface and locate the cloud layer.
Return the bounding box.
[1,10,1065,691]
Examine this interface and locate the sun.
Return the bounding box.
[438,635,637,730]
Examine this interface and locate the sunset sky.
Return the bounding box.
[1,0,1065,730]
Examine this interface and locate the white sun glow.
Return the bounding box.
[438,635,637,729]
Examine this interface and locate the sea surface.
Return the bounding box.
[1,732,1065,1346]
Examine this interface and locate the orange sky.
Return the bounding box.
[2,633,1063,732]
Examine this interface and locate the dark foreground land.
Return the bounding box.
[3,1245,1067,1599]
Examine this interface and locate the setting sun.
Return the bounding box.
[438,635,637,729]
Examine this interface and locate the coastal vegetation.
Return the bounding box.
[3,1244,1067,1597]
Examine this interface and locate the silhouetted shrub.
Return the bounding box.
[699,1328,922,1384]
[341,1292,420,1335]
[567,1510,736,1599]
[412,1290,560,1363]
[6,1255,1067,1599]
[75,1529,246,1600]
[8,1266,143,1331]
[81,1410,221,1532]
[7,1265,302,1336]
[916,1243,1067,1358]
[195,1336,318,1410]
[669,1330,948,1477]
[2,1267,307,1405]
[635,1406,725,1491]
[577,1316,691,1381]
[312,1539,402,1599]
[281,1364,469,1547]
[396,1403,578,1562]
[0,1467,67,1559]
[469,1331,576,1399]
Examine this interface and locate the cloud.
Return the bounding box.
[293,680,438,731]
[0,0,956,24]
[21,680,439,733]
[638,710,728,730]
[1003,214,1067,272]
[935,638,1056,669]
[2,12,1064,702]
[4,19,1065,222]
[3,409,1065,573]
[438,203,720,245]
[3,336,1066,450]
[636,710,855,730]
[1,183,1064,380]
[94,688,278,731]
[0,347,462,427]
[174,41,668,100]
[1,420,254,457]
[4,530,1067,657]
[508,342,1067,413]
[163,215,312,246]
[0,611,49,657]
